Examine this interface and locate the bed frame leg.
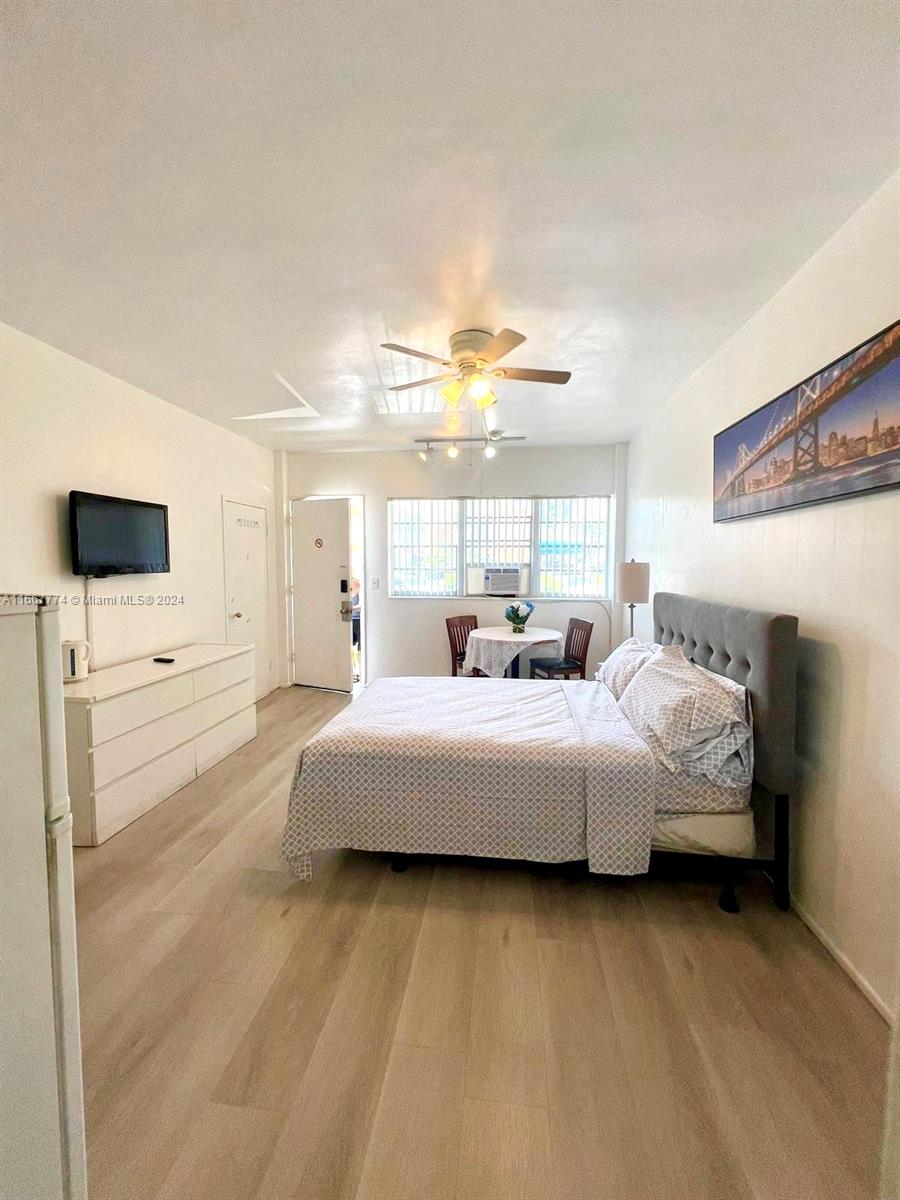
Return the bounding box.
[773,793,790,911]
[718,864,740,914]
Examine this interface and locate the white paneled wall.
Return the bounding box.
[626,172,900,1018]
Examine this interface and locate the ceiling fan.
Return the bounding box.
[380,327,571,409]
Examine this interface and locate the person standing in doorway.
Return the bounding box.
[350,578,361,679]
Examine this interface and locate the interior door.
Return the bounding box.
[222,499,269,699]
[290,498,352,691]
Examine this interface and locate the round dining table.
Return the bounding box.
[462,625,564,679]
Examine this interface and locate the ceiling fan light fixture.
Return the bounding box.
[440,379,465,408]
[381,327,572,411]
[467,374,492,402]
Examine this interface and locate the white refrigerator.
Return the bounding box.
[0,597,88,1200]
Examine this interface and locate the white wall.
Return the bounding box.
[287,445,625,681]
[884,956,900,1196]
[0,325,280,695]
[626,173,900,1019]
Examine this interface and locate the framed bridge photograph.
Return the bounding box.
[714,320,900,522]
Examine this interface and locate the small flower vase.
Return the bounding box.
[505,600,535,636]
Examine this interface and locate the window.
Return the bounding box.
[537,496,609,598]
[387,498,459,597]
[464,498,533,586]
[388,496,611,598]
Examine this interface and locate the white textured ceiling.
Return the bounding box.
[2,1,897,451]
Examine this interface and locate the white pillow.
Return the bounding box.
[618,645,752,787]
[595,636,659,700]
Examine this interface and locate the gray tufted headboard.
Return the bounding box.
[653,592,798,795]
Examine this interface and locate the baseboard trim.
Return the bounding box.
[791,896,895,1025]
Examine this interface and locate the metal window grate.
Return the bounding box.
[464,498,532,592]
[388,498,459,596]
[388,495,610,599]
[537,497,609,598]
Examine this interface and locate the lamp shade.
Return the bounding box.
[616,560,650,605]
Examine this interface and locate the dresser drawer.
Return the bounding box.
[91,707,193,790]
[193,651,254,701]
[90,674,194,745]
[193,678,255,736]
[93,742,196,843]
[195,706,256,775]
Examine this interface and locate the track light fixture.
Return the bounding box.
[412,434,524,462]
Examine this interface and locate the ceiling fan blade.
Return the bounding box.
[388,373,454,392]
[495,367,572,385]
[478,328,527,364]
[381,342,454,367]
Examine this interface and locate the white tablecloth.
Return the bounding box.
[463,625,563,679]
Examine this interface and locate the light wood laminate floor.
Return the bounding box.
[74,685,889,1200]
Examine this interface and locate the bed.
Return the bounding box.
[651,592,798,908]
[282,592,798,908]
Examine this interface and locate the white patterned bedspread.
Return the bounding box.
[281,676,658,879]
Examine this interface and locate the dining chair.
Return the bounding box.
[529,617,593,680]
[446,615,482,676]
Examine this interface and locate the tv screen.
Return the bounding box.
[69,491,170,577]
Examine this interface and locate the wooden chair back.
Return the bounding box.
[564,617,593,675]
[446,615,478,673]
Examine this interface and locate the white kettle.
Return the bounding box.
[62,640,91,681]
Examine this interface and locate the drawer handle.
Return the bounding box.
[230,611,243,619]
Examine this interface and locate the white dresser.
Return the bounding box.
[63,643,256,846]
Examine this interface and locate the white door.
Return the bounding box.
[223,499,269,699]
[290,498,352,691]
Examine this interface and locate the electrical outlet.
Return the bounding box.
[371,577,380,590]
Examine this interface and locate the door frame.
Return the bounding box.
[221,496,269,695]
[288,494,366,687]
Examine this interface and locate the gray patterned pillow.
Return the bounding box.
[618,645,752,787]
[595,636,659,700]
[694,662,752,722]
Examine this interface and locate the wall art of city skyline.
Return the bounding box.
[713,320,900,522]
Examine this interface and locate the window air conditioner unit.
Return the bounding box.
[483,566,522,597]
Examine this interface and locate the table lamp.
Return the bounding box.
[616,559,650,638]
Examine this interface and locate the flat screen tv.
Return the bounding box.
[69,490,170,577]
